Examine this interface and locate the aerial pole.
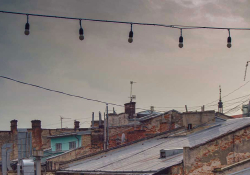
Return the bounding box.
[130,81,136,102]
[218,85,223,113]
[60,116,71,129]
[244,61,250,81]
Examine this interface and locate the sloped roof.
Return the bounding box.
[231,114,243,118]
[47,131,91,138]
[136,109,180,122]
[60,118,250,174]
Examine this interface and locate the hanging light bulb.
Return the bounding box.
[128,24,133,43]
[179,29,183,48]
[227,29,231,48]
[24,15,30,35]
[79,20,84,41]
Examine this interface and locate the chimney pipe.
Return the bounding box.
[10,120,18,133]
[74,120,80,130]
[124,102,136,118]
[31,120,42,150]
[99,111,102,127]
[92,112,94,128]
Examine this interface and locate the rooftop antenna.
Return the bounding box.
[130,81,136,102]
[244,61,250,81]
[218,85,223,113]
[60,116,71,129]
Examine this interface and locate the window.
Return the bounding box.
[56,143,62,151]
[69,141,76,150]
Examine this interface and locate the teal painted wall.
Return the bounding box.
[51,135,82,151]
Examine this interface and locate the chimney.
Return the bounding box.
[31,120,42,150]
[150,106,154,113]
[74,120,80,130]
[124,102,136,118]
[92,112,94,128]
[10,120,18,133]
[99,111,102,127]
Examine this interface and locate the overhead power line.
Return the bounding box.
[0,76,161,112]
[1,10,250,47]
[205,81,250,106]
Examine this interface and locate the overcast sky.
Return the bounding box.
[0,0,250,130]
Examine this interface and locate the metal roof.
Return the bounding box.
[136,109,180,122]
[229,167,250,175]
[62,118,250,174]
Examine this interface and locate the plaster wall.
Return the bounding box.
[50,135,81,151]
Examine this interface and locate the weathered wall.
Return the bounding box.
[0,131,17,161]
[108,113,129,126]
[183,125,250,175]
[182,110,215,128]
[108,112,180,148]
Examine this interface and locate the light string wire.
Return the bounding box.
[1,10,250,31]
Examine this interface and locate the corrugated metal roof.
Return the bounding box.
[137,109,180,122]
[229,167,250,175]
[63,118,250,174]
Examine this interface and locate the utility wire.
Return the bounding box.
[2,76,250,115]
[1,10,250,31]
[205,81,250,106]
[0,76,150,111]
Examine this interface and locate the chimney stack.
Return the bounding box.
[10,120,18,133]
[124,102,136,118]
[31,120,42,150]
[99,112,102,127]
[74,120,80,130]
[92,112,94,128]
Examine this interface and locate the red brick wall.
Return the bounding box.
[108,112,180,148]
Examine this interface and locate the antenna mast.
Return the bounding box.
[60,116,71,129]
[130,81,136,102]
[244,61,250,81]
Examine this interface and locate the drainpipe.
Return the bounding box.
[74,135,80,148]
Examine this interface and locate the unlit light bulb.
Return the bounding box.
[24,23,30,35]
[227,36,231,48]
[79,28,84,41]
[79,35,84,40]
[179,36,183,48]
[128,37,133,43]
[128,31,133,43]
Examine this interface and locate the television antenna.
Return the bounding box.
[244,61,250,81]
[60,116,71,129]
[130,81,136,102]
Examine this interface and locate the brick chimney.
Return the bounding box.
[10,120,18,133]
[124,102,136,118]
[74,120,80,130]
[31,120,42,150]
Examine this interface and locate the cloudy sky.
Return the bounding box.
[0,0,250,130]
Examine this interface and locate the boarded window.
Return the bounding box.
[69,141,76,149]
[56,143,62,151]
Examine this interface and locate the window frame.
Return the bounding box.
[69,141,76,150]
[55,143,62,151]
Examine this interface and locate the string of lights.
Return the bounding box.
[1,10,250,48]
